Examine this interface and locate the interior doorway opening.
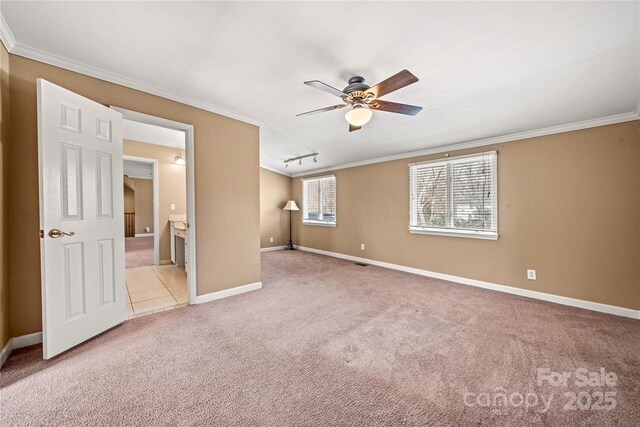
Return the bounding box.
[123,156,158,268]
[115,107,197,318]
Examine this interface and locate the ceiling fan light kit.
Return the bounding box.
[345,105,373,126]
[297,70,423,132]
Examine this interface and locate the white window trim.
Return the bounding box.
[409,151,498,240]
[302,220,337,227]
[409,227,498,240]
[408,151,496,168]
[301,175,337,226]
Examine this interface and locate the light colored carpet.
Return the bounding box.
[125,236,154,269]
[1,251,638,426]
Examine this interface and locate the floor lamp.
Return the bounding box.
[283,200,300,250]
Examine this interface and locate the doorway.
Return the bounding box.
[37,80,198,358]
[123,156,158,268]
[114,107,197,317]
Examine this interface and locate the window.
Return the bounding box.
[409,151,498,239]
[302,175,336,226]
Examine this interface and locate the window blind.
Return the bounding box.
[302,175,336,225]
[409,151,497,238]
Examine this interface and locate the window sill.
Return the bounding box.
[302,221,336,227]
[409,228,499,240]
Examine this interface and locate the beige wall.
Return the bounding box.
[0,43,10,348]
[293,121,640,310]
[8,54,261,338]
[260,168,292,248]
[124,185,135,213]
[124,141,186,260]
[131,177,153,235]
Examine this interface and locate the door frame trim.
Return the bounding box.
[123,155,160,266]
[111,107,197,305]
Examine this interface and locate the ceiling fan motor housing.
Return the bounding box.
[344,76,370,93]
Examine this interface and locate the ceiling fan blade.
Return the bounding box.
[304,80,346,97]
[366,70,418,99]
[370,100,423,116]
[349,124,362,132]
[296,104,348,116]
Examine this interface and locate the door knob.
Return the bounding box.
[48,229,74,238]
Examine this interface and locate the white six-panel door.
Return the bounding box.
[37,79,125,359]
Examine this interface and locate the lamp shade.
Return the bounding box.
[345,106,372,126]
[283,200,300,211]
[174,153,186,165]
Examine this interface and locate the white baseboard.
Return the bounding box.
[0,339,11,368]
[0,332,43,369]
[12,332,43,348]
[195,281,262,305]
[297,246,640,320]
[134,233,154,237]
[260,246,286,252]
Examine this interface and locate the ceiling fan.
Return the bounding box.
[297,70,423,132]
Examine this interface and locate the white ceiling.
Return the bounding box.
[123,119,185,149]
[2,2,638,175]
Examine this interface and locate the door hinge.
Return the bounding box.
[40,229,44,238]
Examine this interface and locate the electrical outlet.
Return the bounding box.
[170,203,176,211]
[527,269,537,280]
[360,243,365,251]
[269,237,274,243]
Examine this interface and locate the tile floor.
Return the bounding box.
[125,265,188,318]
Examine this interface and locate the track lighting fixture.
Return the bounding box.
[284,152,319,168]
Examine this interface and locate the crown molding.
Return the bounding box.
[10,43,263,126]
[0,11,261,127]
[0,12,16,51]
[292,110,640,177]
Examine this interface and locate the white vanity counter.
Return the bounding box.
[169,215,188,271]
